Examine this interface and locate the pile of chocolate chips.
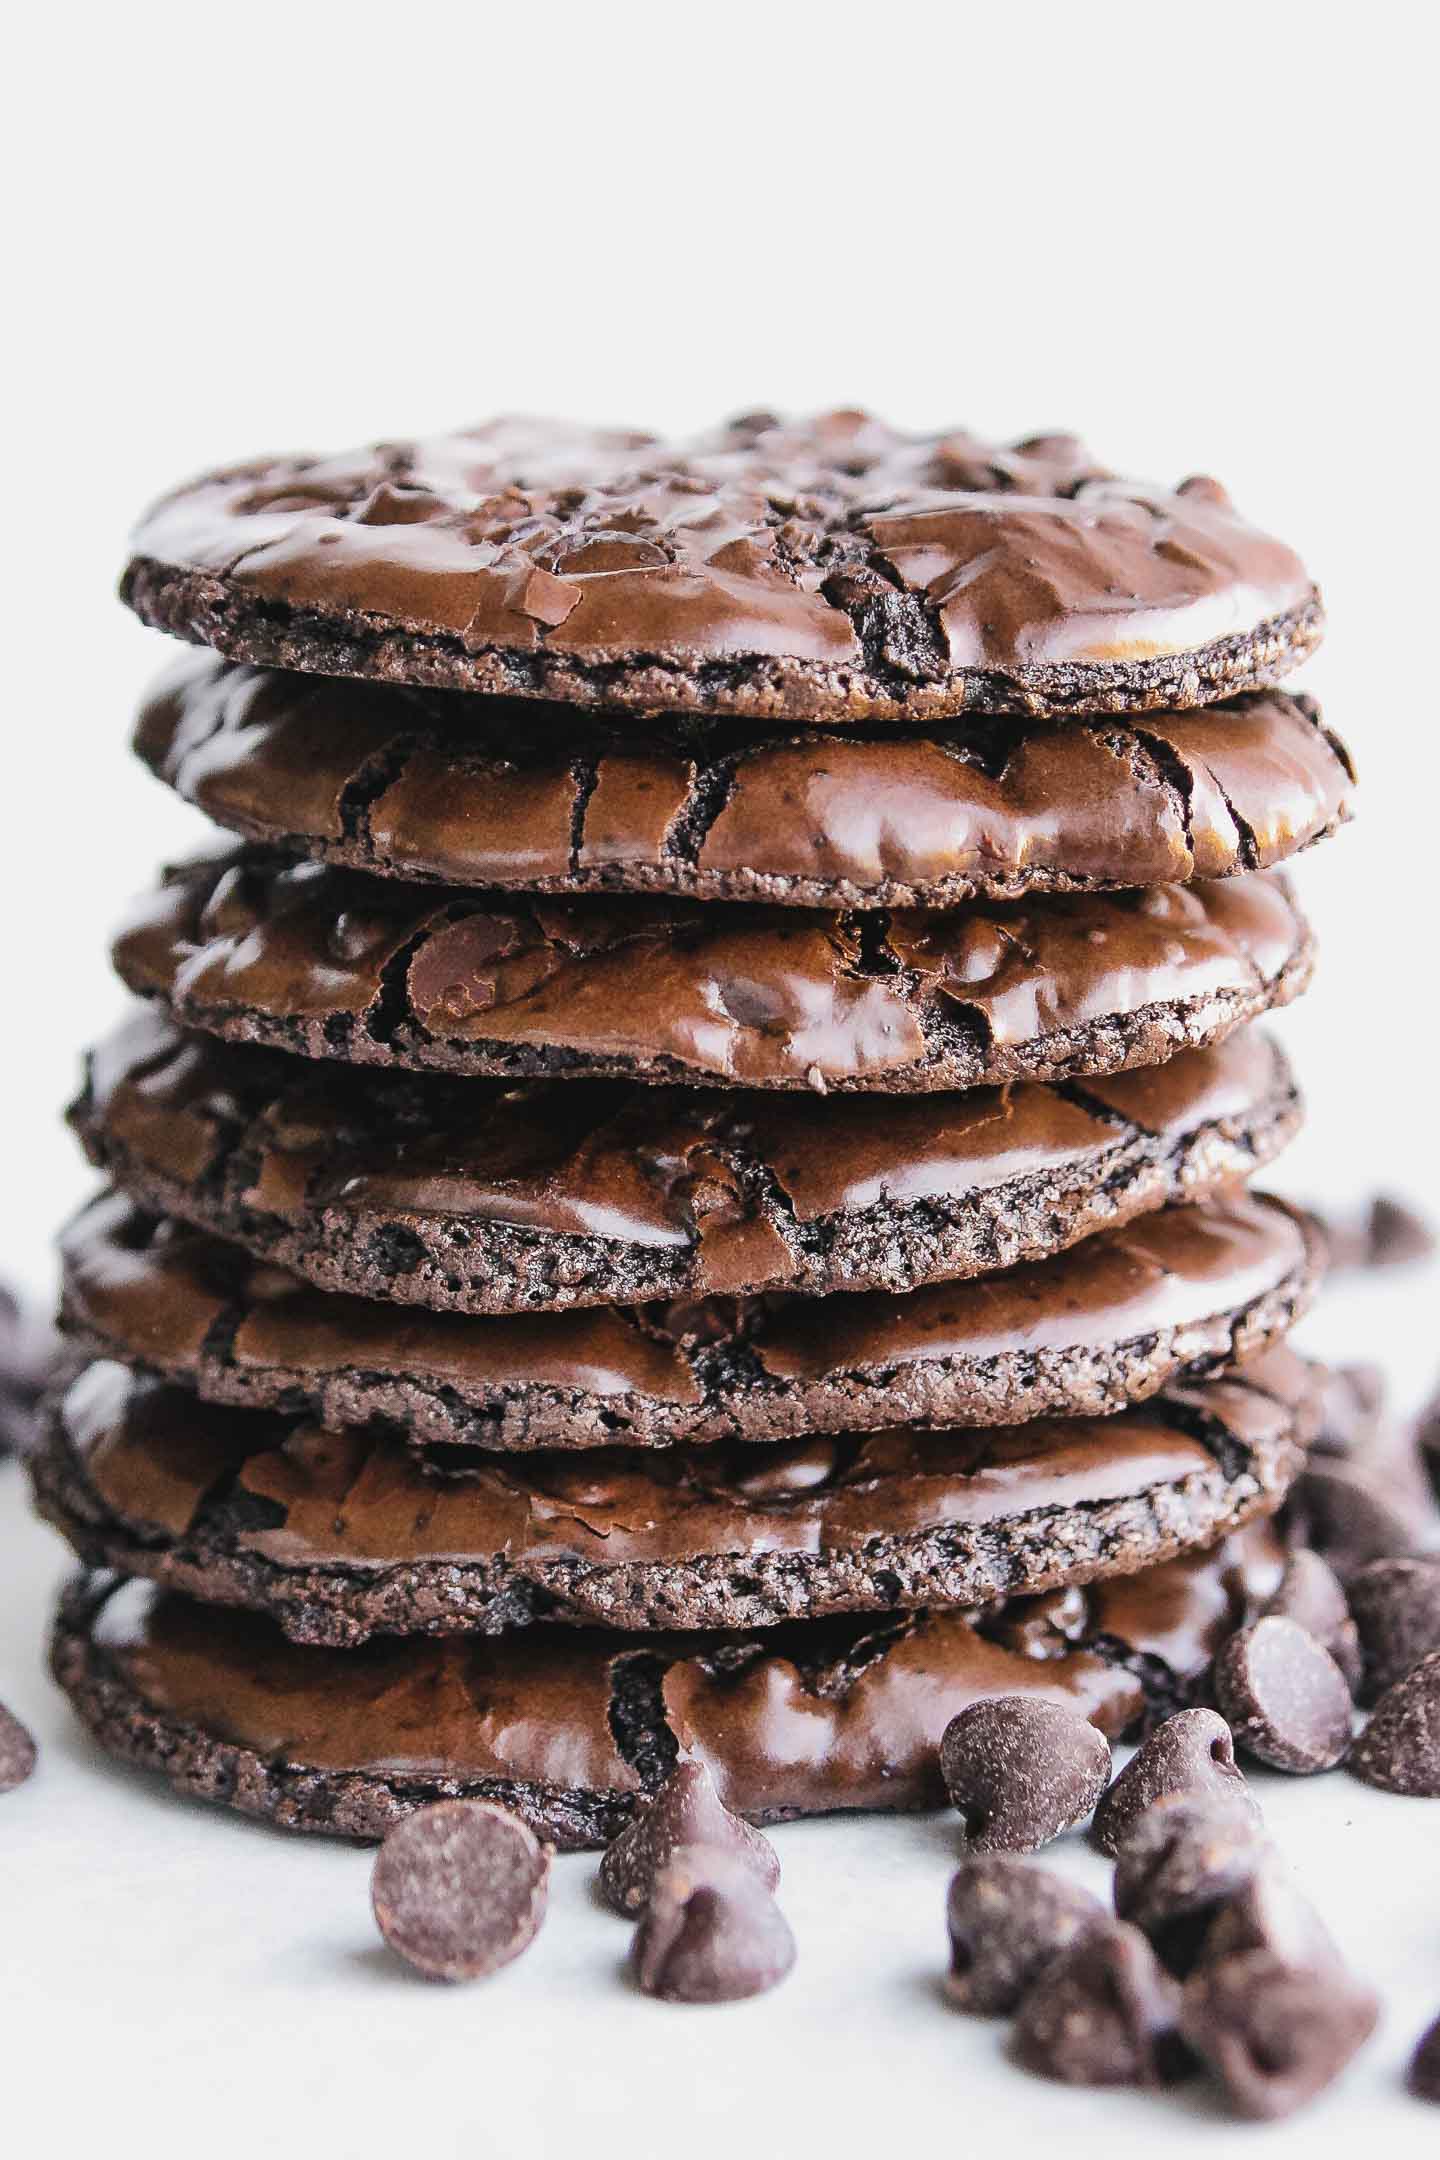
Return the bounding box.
[934,1334,1440,2118]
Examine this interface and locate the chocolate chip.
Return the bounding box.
[1091,1709,1257,1855]
[1365,1195,1435,1268]
[1288,1455,1426,1578]
[939,1696,1111,1853]
[1409,2012,1440,2103]
[1349,1557,1440,1700]
[1180,1950,1378,2118]
[370,1800,551,1981]
[0,1702,37,1794]
[1261,1549,1360,1691]
[1212,1616,1353,1773]
[1312,1361,1387,1457]
[1011,1920,1189,2087]
[1348,1647,1440,1795]
[1200,1866,1342,1970]
[944,1856,1105,2015]
[1322,1196,1435,1273]
[1112,1793,1268,1975]
[629,1846,796,2003]
[598,1759,780,1916]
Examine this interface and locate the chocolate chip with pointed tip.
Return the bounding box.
[1112,1793,1268,1975]
[1198,1865,1342,1972]
[1348,1647,1440,1795]
[944,1856,1105,2015]
[1212,1615,1353,1773]
[630,1846,796,2003]
[1348,1556,1440,1700]
[1288,1454,1427,1578]
[1011,1919,1190,2087]
[1365,1196,1435,1268]
[1312,1362,1387,1457]
[1261,1549,1360,1692]
[0,1702,37,1794]
[1091,1709,1257,1855]
[940,1696,1111,1854]
[598,1759,779,1917]
[1180,1949,1378,2118]
[1410,2012,1440,2103]
[371,1800,550,1981]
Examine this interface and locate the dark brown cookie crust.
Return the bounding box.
[50,1528,1286,1846]
[118,413,1321,721]
[31,1355,1314,1644]
[111,850,1316,1096]
[71,1011,1303,1315]
[133,655,1354,910]
[59,1188,1323,1452]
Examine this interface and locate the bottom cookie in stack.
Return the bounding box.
[38,1348,1320,1847]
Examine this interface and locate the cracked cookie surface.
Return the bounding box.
[52,1524,1290,1845]
[33,1352,1315,1641]
[72,1009,1303,1313]
[58,1188,1323,1451]
[110,849,1314,1095]
[134,654,1354,907]
[120,411,1321,721]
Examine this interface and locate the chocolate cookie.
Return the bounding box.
[59,1188,1321,1452]
[32,1353,1311,1643]
[51,1525,1287,1846]
[73,1008,1302,1314]
[111,850,1313,1095]
[135,654,1354,909]
[119,412,1321,722]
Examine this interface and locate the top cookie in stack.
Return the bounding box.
[39,412,1349,1845]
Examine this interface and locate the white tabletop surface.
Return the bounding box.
[6,6,1439,2152]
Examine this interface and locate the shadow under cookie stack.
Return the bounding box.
[35,411,1353,1850]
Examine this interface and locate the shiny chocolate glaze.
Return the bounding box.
[72,1008,1302,1313]
[58,1188,1322,1452]
[111,849,1314,1094]
[134,652,1354,907]
[121,412,1321,721]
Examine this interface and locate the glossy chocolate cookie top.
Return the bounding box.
[58,1188,1321,1452]
[73,1008,1302,1314]
[121,411,1321,721]
[35,1354,1309,1641]
[135,654,1354,908]
[55,1514,1292,1845]
[110,849,1313,1095]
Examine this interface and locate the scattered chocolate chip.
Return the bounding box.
[1199,1866,1342,1971]
[1011,1919,1189,2087]
[1112,1793,1268,1975]
[0,1702,37,1794]
[1321,1196,1435,1273]
[1092,1709,1257,1856]
[1410,2013,1440,2103]
[1261,1549,1361,1691]
[1212,1616,1353,1773]
[629,1846,796,2003]
[370,1800,551,1981]
[1312,1362,1387,1457]
[0,1281,60,1456]
[598,1759,780,1916]
[944,1857,1105,2015]
[939,1696,1111,1854]
[1180,1948,1378,2118]
[1348,1556,1440,1701]
[1289,1455,1429,1578]
[1348,1647,1440,1795]
[1366,1196,1436,1268]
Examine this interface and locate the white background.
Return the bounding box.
[3,5,1438,2154]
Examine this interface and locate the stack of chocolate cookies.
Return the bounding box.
[35,412,1352,1848]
